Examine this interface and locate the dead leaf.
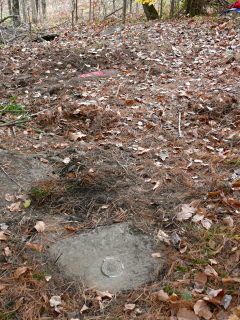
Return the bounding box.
[209,258,218,265]
[65,225,77,231]
[49,296,61,307]
[5,193,15,202]
[0,284,6,291]
[156,290,169,302]
[157,229,171,245]
[80,304,89,313]
[151,252,162,258]
[95,290,113,299]
[45,275,52,282]
[14,266,28,279]
[3,246,11,257]
[69,131,87,141]
[192,214,204,223]
[34,221,46,232]
[222,216,234,227]
[25,243,43,251]
[180,246,188,254]
[124,303,136,311]
[177,307,200,320]
[7,202,21,212]
[221,294,232,309]
[152,180,160,190]
[0,231,7,241]
[204,265,218,277]
[208,190,221,197]
[193,300,212,320]
[40,157,49,163]
[201,218,212,230]
[222,277,240,284]
[176,204,196,221]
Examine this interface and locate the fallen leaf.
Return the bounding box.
[192,214,204,223]
[40,157,49,163]
[222,277,240,284]
[151,252,162,258]
[180,246,187,254]
[69,131,87,141]
[7,202,21,212]
[222,216,234,228]
[23,199,31,208]
[0,284,6,291]
[152,180,160,190]
[5,193,15,202]
[80,304,89,313]
[177,307,199,320]
[65,225,77,231]
[14,266,28,279]
[124,303,136,311]
[156,289,169,302]
[45,275,52,282]
[62,157,71,164]
[201,218,212,230]
[209,258,218,265]
[204,265,218,277]
[221,294,232,309]
[157,229,171,245]
[3,246,11,257]
[25,243,43,251]
[49,295,62,307]
[95,290,113,299]
[176,204,196,221]
[194,300,212,320]
[0,231,7,241]
[208,190,221,197]
[34,221,46,232]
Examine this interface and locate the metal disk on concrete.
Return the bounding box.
[49,223,166,292]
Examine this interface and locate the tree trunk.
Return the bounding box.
[12,0,20,26]
[169,0,175,17]
[185,0,205,16]
[142,3,159,20]
[19,0,27,23]
[31,0,38,23]
[41,0,46,18]
[122,0,127,23]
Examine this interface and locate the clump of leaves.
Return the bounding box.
[0,97,26,115]
[29,179,65,205]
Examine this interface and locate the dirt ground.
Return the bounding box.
[0,16,239,319]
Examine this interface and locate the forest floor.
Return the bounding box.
[0,15,239,320]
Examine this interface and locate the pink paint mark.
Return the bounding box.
[79,71,106,78]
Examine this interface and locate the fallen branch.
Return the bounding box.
[0,118,29,127]
[0,166,23,190]
[0,15,18,24]
[104,7,123,19]
[178,111,183,138]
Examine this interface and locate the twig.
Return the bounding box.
[0,119,29,127]
[0,15,18,24]
[0,166,23,190]
[104,7,123,19]
[178,111,183,138]
[145,66,151,80]
[115,83,122,97]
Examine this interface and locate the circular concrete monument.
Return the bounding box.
[49,222,166,292]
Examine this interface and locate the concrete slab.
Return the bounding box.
[49,223,166,292]
[0,150,53,209]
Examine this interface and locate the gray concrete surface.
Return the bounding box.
[49,222,166,292]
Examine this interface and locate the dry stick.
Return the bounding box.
[0,166,23,190]
[178,111,183,138]
[115,83,122,97]
[0,119,29,127]
[0,15,18,24]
